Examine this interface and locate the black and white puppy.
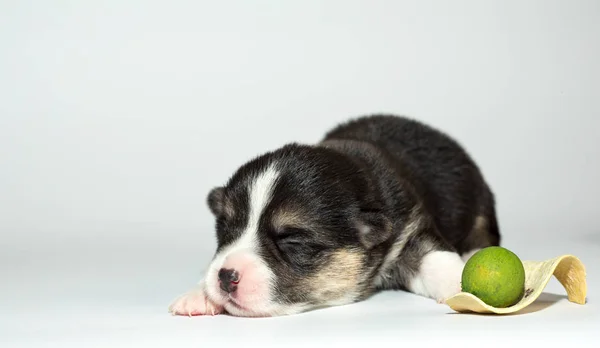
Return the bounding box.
[169,114,500,317]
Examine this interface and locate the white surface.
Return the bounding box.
[1,0,599,346]
[1,234,598,347]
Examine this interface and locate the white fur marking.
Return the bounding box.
[409,250,465,302]
[203,164,280,314]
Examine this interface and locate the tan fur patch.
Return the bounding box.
[473,215,487,234]
[461,215,493,250]
[307,249,366,305]
[271,208,310,231]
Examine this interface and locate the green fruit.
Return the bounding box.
[461,246,526,308]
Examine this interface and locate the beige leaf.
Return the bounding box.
[445,254,587,314]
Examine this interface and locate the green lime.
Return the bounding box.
[461,246,526,308]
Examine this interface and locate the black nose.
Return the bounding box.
[218,268,240,293]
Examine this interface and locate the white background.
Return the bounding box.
[1,1,599,347]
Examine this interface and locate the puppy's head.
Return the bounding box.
[203,144,393,317]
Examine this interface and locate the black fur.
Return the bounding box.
[322,114,500,254]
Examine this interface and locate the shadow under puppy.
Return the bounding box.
[169,114,500,317]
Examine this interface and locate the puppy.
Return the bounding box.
[168,114,500,317]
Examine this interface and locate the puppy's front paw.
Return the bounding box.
[434,288,460,304]
[168,288,223,316]
[435,282,461,304]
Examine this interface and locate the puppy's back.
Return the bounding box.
[322,114,500,253]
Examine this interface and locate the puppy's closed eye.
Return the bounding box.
[275,227,309,241]
[273,227,311,253]
[272,227,327,269]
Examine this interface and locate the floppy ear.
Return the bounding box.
[355,210,394,249]
[206,187,225,217]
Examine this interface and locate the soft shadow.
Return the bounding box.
[514,293,568,314]
[447,292,569,316]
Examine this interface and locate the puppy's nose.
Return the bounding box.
[218,268,240,293]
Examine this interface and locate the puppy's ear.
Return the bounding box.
[207,187,225,217]
[355,210,393,249]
